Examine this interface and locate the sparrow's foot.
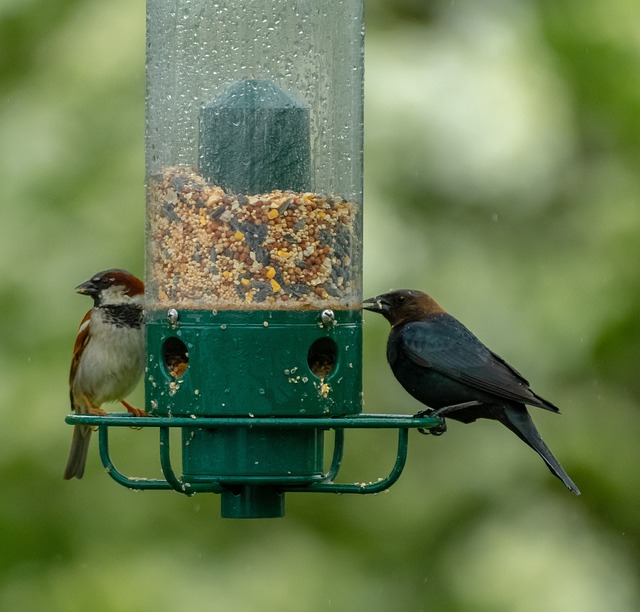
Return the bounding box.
[120,400,148,418]
[83,401,108,431]
[87,406,108,416]
[82,396,108,417]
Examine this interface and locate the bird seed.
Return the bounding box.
[147,166,360,310]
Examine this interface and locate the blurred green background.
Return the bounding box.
[2,0,639,610]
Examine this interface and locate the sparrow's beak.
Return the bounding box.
[75,279,99,296]
[362,295,390,316]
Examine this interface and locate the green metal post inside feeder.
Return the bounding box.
[145,0,364,517]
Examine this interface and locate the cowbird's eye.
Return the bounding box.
[397,295,406,304]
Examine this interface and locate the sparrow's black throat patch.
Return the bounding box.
[101,304,144,329]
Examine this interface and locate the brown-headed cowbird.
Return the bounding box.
[363,289,580,494]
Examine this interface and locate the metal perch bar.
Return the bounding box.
[69,413,442,495]
[66,413,444,429]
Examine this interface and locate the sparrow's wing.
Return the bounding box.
[69,310,92,409]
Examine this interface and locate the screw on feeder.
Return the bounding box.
[167,308,179,328]
[321,309,336,328]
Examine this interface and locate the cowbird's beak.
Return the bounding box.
[362,295,390,316]
[75,278,99,297]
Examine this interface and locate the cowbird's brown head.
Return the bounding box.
[363,289,445,326]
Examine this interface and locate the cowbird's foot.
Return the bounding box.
[422,420,447,436]
[413,409,447,436]
[413,401,482,435]
[432,400,481,418]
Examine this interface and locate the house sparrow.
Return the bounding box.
[64,269,146,480]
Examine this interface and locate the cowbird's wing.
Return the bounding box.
[399,315,558,411]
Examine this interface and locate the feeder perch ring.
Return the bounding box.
[65,412,444,502]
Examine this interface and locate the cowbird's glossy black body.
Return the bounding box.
[387,314,558,417]
[364,290,580,495]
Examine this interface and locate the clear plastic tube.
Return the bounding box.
[145,0,364,311]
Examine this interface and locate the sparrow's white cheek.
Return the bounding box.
[99,285,143,306]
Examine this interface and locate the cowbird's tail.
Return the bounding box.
[501,404,580,495]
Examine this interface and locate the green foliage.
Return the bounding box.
[1,0,639,610]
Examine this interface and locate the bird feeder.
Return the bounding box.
[66,0,442,518]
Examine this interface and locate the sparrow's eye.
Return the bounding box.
[95,276,114,288]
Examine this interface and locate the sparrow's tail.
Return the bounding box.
[63,425,91,480]
[502,404,580,495]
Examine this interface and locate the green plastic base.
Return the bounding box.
[221,486,285,519]
[181,426,324,482]
[144,308,361,498]
[145,308,362,417]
